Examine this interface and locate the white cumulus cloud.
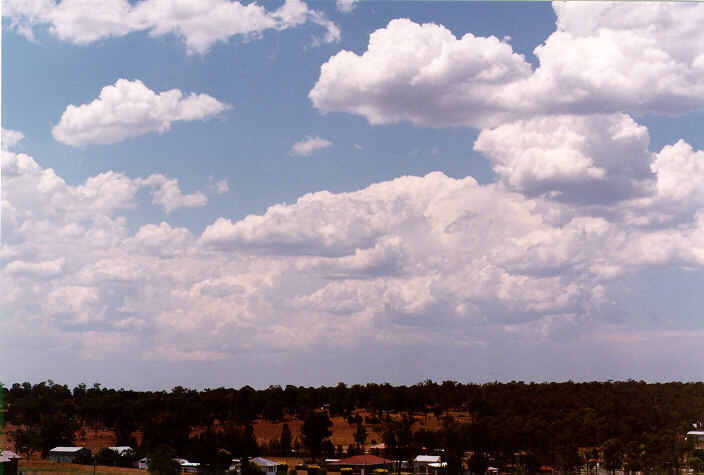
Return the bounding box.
[52,79,228,146]
[310,3,704,127]
[474,114,654,205]
[137,174,208,213]
[3,129,704,368]
[336,0,357,13]
[310,18,532,128]
[2,128,26,150]
[2,0,340,54]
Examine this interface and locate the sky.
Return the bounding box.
[2,0,704,391]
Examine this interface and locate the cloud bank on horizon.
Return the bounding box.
[2,1,704,387]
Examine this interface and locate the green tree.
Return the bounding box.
[468,453,489,475]
[38,412,80,457]
[353,422,367,447]
[601,438,624,473]
[688,456,704,473]
[301,410,333,461]
[148,444,182,475]
[280,423,292,456]
[95,447,121,466]
[8,426,40,459]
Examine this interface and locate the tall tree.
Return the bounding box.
[353,422,367,447]
[280,423,292,456]
[602,439,624,473]
[301,410,333,462]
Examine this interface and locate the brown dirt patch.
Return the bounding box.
[19,459,143,474]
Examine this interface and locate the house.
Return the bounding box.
[230,457,281,474]
[328,454,395,475]
[48,446,91,462]
[108,446,133,455]
[138,457,149,469]
[176,458,202,473]
[413,455,443,475]
[1,450,21,475]
[251,457,281,474]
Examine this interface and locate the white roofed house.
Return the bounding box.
[413,455,445,475]
[251,457,282,474]
[48,446,91,462]
[230,457,281,474]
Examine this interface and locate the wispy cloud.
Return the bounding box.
[290,135,332,156]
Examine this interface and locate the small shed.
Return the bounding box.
[176,458,202,473]
[413,455,442,475]
[48,446,91,463]
[1,450,21,475]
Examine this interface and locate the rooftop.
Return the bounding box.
[414,455,441,463]
[251,457,281,467]
[50,447,87,453]
[331,455,394,466]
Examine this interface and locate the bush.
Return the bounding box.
[147,444,181,475]
[95,447,120,466]
[73,451,94,465]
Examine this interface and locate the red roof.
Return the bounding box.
[331,455,394,466]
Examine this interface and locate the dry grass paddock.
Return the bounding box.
[2,410,470,469]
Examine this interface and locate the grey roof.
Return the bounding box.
[414,455,441,463]
[1,450,21,462]
[50,447,87,453]
[251,457,281,467]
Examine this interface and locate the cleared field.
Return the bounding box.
[251,410,470,449]
[19,459,143,474]
[2,410,468,466]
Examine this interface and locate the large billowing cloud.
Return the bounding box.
[474,114,654,205]
[310,18,532,128]
[51,79,228,146]
[3,0,339,54]
[3,122,704,366]
[310,3,704,127]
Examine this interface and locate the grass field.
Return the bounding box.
[18,458,143,474]
[2,410,468,469]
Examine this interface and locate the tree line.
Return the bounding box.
[3,380,704,472]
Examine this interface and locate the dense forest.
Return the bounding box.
[3,380,704,473]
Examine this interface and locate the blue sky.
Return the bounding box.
[2,0,704,390]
